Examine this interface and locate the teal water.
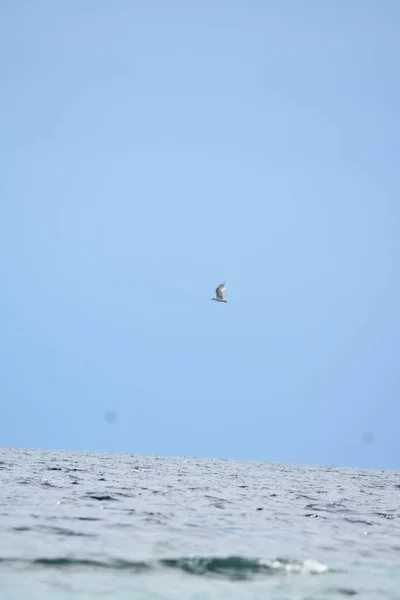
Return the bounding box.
[1,447,399,599]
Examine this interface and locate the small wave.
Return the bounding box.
[343,517,373,526]
[85,494,118,502]
[40,480,58,488]
[72,517,101,522]
[160,556,328,579]
[374,512,398,520]
[39,526,96,538]
[0,555,329,579]
[305,502,354,515]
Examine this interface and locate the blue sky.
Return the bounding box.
[1,0,399,469]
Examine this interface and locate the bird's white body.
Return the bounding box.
[210,282,227,303]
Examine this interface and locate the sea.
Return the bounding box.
[1,447,399,599]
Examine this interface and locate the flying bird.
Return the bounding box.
[210,282,227,303]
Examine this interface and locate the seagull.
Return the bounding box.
[210,282,227,303]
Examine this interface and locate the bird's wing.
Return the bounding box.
[216,282,227,298]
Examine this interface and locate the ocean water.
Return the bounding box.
[1,448,399,599]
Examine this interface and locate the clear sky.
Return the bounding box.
[1,0,399,469]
